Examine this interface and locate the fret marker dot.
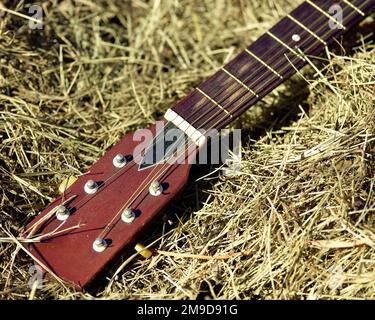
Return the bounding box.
[292,34,301,42]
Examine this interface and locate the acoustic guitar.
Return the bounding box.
[24,0,375,290]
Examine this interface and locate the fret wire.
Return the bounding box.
[286,14,327,45]
[196,87,233,118]
[221,67,259,98]
[305,0,346,30]
[97,2,369,242]
[266,31,306,61]
[173,0,367,130]
[216,1,361,125]
[341,0,365,16]
[244,49,284,79]
[102,0,363,240]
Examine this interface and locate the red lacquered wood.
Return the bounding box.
[25,121,196,289]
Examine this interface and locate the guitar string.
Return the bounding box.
[44,1,365,239]
[96,2,365,240]
[59,0,338,215]
[94,6,343,237]
[176,1,363,130]
[95,1,366,239]
[198,0,371,130]
[71,1,363,240]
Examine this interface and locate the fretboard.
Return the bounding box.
[166,0,374,134]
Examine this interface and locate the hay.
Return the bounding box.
[0,0,374,299]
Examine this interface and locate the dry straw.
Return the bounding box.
[0,0,374,299]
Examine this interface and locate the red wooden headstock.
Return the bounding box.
[24,120,197,289]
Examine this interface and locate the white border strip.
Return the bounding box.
[164,109,206,147]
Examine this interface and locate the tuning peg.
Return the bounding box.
[121,208,135,224]
[112,153,127,168]
[84,179,98,194]
[149,180,163,196]
[58,176,77,194]
[134,243,152,259]
[92,237,107,253]
[56,205,70,221]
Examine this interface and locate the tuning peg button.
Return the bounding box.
[121,208,135,224]
[92,237,107,253]
[149,181,163,196]
[56,205,70,221]
[113,153,127,168]
[135,243,152,259]
[84,179,98,194]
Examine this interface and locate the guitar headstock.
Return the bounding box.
[24,120,196,289]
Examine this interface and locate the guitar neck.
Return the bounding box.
[166,0,374,135]
[24,0,375,290]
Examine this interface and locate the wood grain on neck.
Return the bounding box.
[168,0,374,132]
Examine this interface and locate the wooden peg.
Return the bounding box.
[58,176,77,194]
[134,243,152,259]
